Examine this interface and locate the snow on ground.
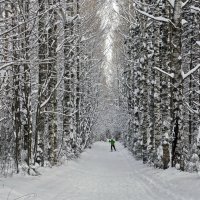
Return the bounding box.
[1,142,200,200]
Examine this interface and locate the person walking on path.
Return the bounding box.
[109,138,116,152]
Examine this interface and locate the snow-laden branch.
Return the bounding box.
[136,9,169,22]
[197,41,200,47]
[154,67,174,78]
[181,64,200,80]
[167,0,175,8]
[136,9,176,27]
[0,62,14,70]
[0,117,6,122]
[57,7,79,25]
[182,0,190,8]
[185,102,199,114]
[41,110,78,117]
[40,73,64,108]
[194,101,200,107]
[0,4,57,37]
[191,6,200,12]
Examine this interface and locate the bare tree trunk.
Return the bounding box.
[11,2,21,174]
[160,0,170,169]
[171,0,183,169]
[47,0,58,165]
[63,0,74,157]
[20,0,32,173]
[36,0,48,166]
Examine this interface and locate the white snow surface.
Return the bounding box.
[1,142,200,200]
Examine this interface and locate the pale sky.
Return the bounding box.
[100,0,119,86]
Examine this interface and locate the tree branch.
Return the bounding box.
[154,67,174,78]
[181,64,200,80]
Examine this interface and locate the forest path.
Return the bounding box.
[1,142,200,200]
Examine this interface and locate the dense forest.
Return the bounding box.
[120,0,200,171]
[0,0,200,176]
[0,0,104,175]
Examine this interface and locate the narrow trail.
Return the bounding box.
[1,142,200,200]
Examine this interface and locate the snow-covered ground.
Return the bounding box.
[1,142,200,200]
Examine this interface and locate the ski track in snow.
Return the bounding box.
[1,142,200,200]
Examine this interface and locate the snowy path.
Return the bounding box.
[1,142,200,200]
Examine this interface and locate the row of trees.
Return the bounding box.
[118,0,200,171]
[2,0,199,176]
[0,0,103,176]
